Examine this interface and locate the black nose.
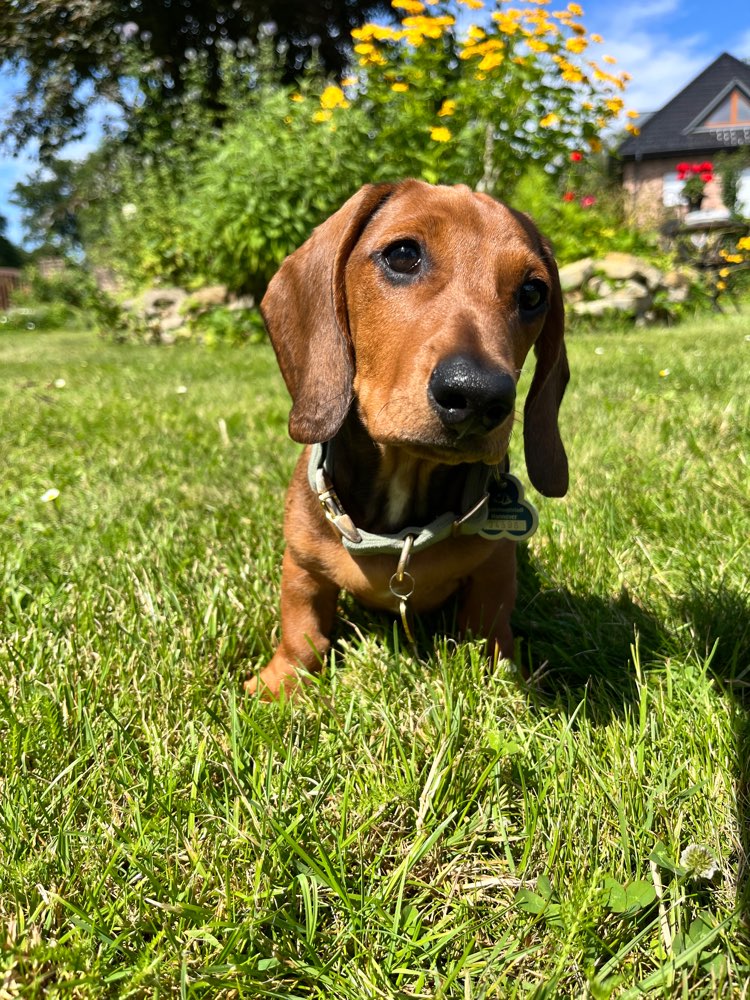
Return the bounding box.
[428,354,516,434]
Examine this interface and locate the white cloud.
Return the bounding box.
[586,0,734,114]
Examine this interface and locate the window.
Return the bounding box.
[738,168,750,216]
[696,87,750,130]
[663,171,685,207]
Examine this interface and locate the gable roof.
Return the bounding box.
[620,52,750,160]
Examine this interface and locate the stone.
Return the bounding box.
[184,284,228,310]
[594,252,663,290]
[227,294,256,312]
[558,257,595,292]
[140,287,188,314]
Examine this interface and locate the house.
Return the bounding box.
[619,52,750,223]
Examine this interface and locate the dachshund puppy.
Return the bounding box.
[247,180,568,697]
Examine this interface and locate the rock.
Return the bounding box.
[184,284,228,310]
[571,285,652,317]
[227,294,256,312]
[594,252,664,289]
[558,257,595,292]
[160,311,187,333]
[140,287,188,314]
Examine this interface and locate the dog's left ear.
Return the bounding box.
[261,183,396,444]
[523,239,569,497]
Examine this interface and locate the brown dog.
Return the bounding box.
[246,180,568,697]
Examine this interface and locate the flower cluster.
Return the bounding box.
[308,0,636,172]
[677,161,714,207]
[562,149,597,207]
[715,235,750,293]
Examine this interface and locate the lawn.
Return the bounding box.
[0,315,748,997]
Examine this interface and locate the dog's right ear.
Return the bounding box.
[261,183,396,444]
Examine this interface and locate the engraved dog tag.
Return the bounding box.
[478,473,538,541]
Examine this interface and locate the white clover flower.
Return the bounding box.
[121,203,138,219]
[680,843,718,880]
[40,488,60,503]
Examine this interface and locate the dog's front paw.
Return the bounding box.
[244,654,307,701]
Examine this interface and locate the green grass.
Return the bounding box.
[0,315,748,997]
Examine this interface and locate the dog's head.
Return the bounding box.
[261,180,569,497]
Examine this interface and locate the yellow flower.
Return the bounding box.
[467,24,486,40]
[719,267,731,278]
[562,67,585,83]
[391,81,409,92]
[438,98,457,116]
[341,76,357,87]
[392,0,425,12]
[722,253,743,264]
[290,92,304,103]
[625,123,640,135]
[588,137,602,152]
[313,109,333,123]
[457,0,485,8]
[737,236,750,251]
[716,281,727,291]
[430,125,452,142]
[527,38,549,52]
[590,33,603,42]
[493,11,522,34]
[565,36,588,53]
[567,2,584,13]
[659,369,670,378]
[540,112,559,127]
[320,85,349,110]
[626,109,639,118]
[605,97,624,114]
[479,51,505,71]
[602,54,617,64]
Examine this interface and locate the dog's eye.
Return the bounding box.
[382,239,422,274]
[518,279,548,316]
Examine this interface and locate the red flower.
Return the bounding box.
[581,195,596,207]
[570,151,583,162]
[563,191,576,201]
[700,172,713,183]
[676,162,690,173]
[691,163,703,173]
[699,161,713,172]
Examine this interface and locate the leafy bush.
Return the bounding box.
[185,88,376,299]
[511,165,657,263]
[75,0,644,303]
[7,264,122,332]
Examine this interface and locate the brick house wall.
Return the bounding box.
[622,157,724,226]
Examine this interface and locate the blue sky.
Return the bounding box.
[1,0,749,248]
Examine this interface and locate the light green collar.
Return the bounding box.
[308,441,495,556]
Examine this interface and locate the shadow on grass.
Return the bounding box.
[513,546,665,705]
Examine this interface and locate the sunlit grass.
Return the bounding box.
[0,315,748,997]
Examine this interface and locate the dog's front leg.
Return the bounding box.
[246,548,339,699]
[457,539,517,664]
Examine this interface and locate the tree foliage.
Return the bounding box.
[0,214,24,267]
[0,0,386,156]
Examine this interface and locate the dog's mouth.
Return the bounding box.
[394,420,514,467]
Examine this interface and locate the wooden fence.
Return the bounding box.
[0,268,22,311]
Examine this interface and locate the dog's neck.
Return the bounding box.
[327,413,474,534]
